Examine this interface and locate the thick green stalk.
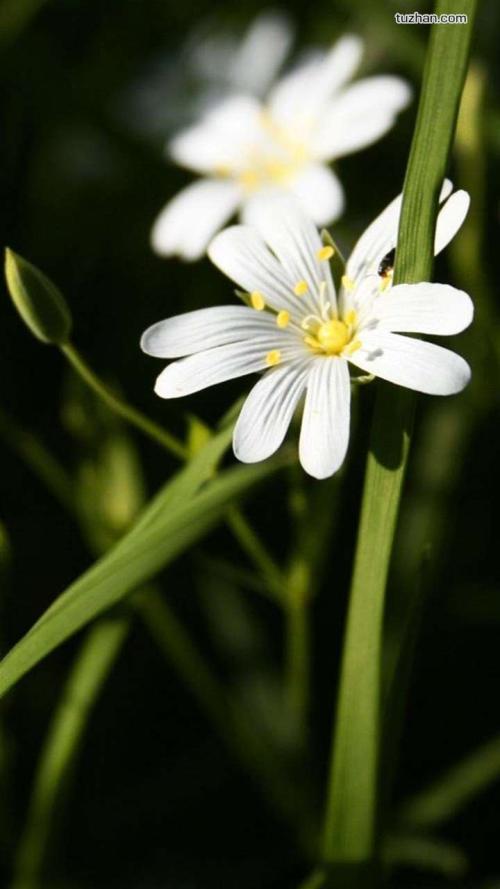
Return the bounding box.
[321,0,477,877]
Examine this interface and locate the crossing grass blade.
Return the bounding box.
[0,424,283,701]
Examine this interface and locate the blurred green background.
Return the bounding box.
[1,0,500,886]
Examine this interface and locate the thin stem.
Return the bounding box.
[226,506,287,604]
[61,344,283,610]
[136,587,314,851]
[61,342,187,460]
[284,565,311,740]
[285,472,341,751]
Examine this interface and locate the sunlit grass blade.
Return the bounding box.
[10,615,129,889]
[0,424,284,701]
[321,0,477,877]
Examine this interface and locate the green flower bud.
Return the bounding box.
[4,248,72,345]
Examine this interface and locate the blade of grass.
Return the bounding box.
[10,615,129,889]
[0,423,284,701]
[321,0,477,878]
[398,732,500,829]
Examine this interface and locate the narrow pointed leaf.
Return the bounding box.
[0,426,281,700]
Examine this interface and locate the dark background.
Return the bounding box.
[1,0,499,886]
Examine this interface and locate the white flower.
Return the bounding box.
[151,34,411,261]
[141,183,473,479]
[119,12,293,141]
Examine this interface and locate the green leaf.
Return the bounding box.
[398,733,500,830]
[0,424,281,700]
[11,615,130,889]
[321,0,477,872]
[4,249,72,345]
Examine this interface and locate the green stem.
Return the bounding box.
[61,344,283,608]
[61,342,187,460]
[285,578,311,741]
[10,615,129,889]
[321,0,477,877]
[226,506,287,604]
[136,587,313,850]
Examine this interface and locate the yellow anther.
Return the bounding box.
[276,310,290,329]
[341,275,355,291]
[379,274,393,292]
[344,309,357,326]
[294,279,309,296]
[343,339,362,355]
[316,245,335,262]
[250,291,265,311]
[266,349,282,367]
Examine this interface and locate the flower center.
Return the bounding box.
[303,310,361,357]
[316,320,350,355]
[237,112,308,192]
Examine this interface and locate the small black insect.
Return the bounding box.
[377,247,396,279]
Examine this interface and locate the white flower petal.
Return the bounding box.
[170,95,263,174]
[151,179,240,260]
[229,12,294,97]
[268,35,364,126]
[346,180,454,284]
[312,76,411,161]
[289,163,345,225]
[242,192,337,316]
[233,359,310,463]
[154,338,305,398]
[141,305,279,358]
[371,283,473,335]
[348,331,471,395]
[299,357,351,479]
[208,224,303,314]
[434,190,470,255]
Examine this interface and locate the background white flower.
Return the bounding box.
[118,12,294,141]
[151,33,411,261]
[141,186,473,479]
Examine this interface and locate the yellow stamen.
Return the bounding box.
[304,335,319,351]
[250,291,265,311]
[266,349,282,367]
[344,309,357,326]
[341,275,355,291]
[343,339,362,355]
[276,310,290,329]
[294,279,309,296]
[316,245,334,262]
[379,274,393,292]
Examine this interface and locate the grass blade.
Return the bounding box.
[321,0,477,875]
[10,616,130,889]
[0,425,282,701]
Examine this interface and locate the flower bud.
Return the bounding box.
[4,248,72,345]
